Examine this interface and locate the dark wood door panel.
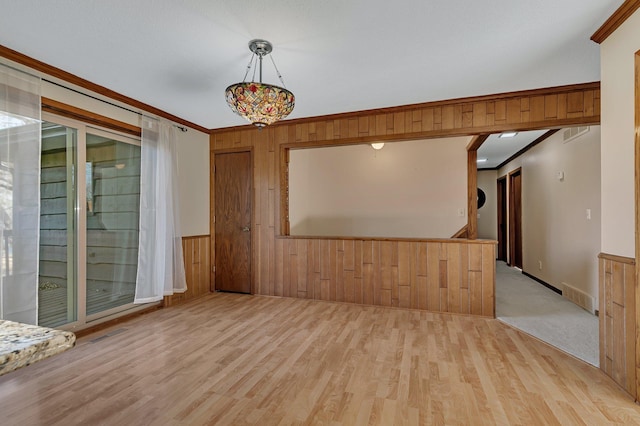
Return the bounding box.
[497,177,507,262]
[509,170,522,269]
[214,151,252,293]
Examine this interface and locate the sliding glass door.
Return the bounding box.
[38,121,77,327]
[38,115,142,328]
[85,130,140,317]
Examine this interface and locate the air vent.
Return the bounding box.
[563,126,589,144]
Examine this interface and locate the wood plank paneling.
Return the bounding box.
[214,83,601,145]
[166,235,211,306]
[210,83,597,322]
[274,237,496,317]
[598,253,636,398]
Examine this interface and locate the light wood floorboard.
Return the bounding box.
[0,293,639,425]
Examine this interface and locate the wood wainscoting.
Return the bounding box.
[274,237,496,317]
[598,252,636,398]
[211,83,599,306]
[164,235,212,306]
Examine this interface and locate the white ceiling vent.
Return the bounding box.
[563,126,590,144]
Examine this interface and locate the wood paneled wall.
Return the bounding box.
[213,82,600,146]
[211,83,600,317]
[165,235,211,306]
[275,237,495,317]
[598,253,636,398]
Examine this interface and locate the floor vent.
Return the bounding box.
[563,126,589,143]
[561,282,595,314]
[90,328,127,343]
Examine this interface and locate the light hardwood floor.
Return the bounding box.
[1,293,639,425]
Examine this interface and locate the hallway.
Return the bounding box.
[495,261,599,366]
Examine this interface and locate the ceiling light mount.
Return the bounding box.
[248,39,273,57]
[225,39,295,129]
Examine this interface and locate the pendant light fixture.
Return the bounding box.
[225,39,295,128]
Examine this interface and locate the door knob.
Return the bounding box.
[242,226,250,232]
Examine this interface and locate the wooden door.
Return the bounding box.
[497,176,507,261]
[509,169,522,269]
[214,151,252,293]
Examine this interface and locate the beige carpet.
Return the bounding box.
[495,261,599,366]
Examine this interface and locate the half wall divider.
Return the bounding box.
[274,237,496,317]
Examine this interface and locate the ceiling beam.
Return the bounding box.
[213,83,600,145]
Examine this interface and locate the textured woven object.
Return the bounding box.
[225,82,295,127]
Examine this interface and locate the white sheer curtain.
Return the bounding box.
[134,116,187,303]
[0,65,41,324]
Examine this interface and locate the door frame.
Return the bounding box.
[634,49,640,399]
[210,147,255,294]
[508,168,523,269]
[497,176,508,262]
[40,112,154,330]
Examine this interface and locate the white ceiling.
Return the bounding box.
[0,1,621,130]
[477,130,550,169]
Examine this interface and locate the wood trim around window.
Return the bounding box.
[0,44,208,133]
[42,97,141,137]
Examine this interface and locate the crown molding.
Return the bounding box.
[0,44,209,133]
[591,0,640,44]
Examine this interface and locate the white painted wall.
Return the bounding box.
[600,9,640,258]
[39,80,210,237]
[289,137,470,238]
[175,129,209,236]
[477,169,497,240]
[498,127,601,300]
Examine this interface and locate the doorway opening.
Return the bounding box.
[497,176,507,262]
[477,128,600,365]
[508,168,522,269]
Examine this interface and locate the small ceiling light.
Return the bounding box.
[225,39,295,129]
[371,143,385,150]
[477,158,488,163]
[499,131,518,138]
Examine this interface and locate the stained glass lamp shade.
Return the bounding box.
[225,40,295,128]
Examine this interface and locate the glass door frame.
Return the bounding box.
[42,112,158,331]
